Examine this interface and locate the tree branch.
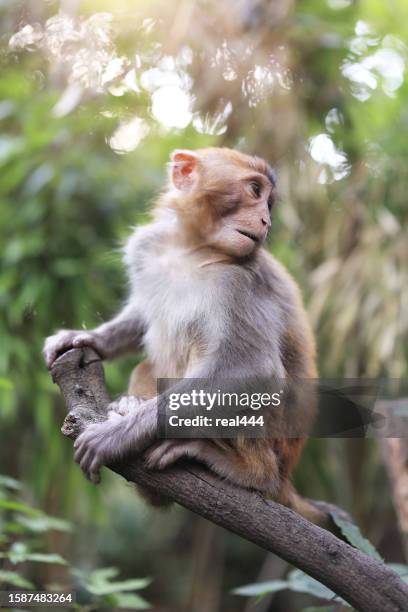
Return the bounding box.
[50,348,408,612]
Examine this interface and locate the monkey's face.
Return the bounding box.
[208,175,273,258]
[169,148,276,259]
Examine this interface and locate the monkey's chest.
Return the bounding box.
[133,251,221,377]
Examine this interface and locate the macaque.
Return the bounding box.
[44,147,324,524]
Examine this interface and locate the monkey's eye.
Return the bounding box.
[249,180,262,199]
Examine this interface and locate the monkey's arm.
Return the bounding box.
[72,355,237,483]
[43,303,145,368]
[72,336,285,485]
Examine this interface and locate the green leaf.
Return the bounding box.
[330,513,383,561]
[3,543,67,565]
[287,570,340,601]
[8,542,29,564]
[0,475,20,490]
[81,567,151,596]
[111,592,151,609]
[87,577,152,596]
[86,567,120,583]
[0,570,34,589]
[25,553,67,565]
[233,580,288,597]
[17,514,73,533]
[233,570,347,605]
[0,499,39,516]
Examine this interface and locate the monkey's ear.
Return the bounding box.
[170,149,199,190]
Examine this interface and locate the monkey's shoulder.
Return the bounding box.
[248,249,303,304]
[123,222,172,265]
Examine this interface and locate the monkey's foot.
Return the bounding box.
[144,439,204,470]
[108,395,145,417]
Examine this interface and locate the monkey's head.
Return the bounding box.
[165,147,276,259]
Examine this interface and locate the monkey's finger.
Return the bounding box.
[43,348,58,369]
[79,449,95,475]
[107,410,122,423]
[74,440,90,464]
[144,440,172,469]
[89,460,101,485]
[75,446,90,467]
[72,334,93,348]
[90,470,101,485]
[73,434,85,449]
[73,436,84,454]
[73,429,93,450]
[74,448,93,482]
[43,335,74,368]
[113,396,132,416]
[72,334,104,358]
[82,466,93,482]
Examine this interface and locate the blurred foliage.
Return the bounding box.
[233,568,348,608]
[0,474,151,610]
[0,0,408,610]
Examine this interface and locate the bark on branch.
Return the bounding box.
[50,347,408,612]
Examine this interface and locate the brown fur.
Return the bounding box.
[128,360,157,399]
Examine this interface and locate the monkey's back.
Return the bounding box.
[209,249,317,497]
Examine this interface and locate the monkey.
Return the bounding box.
[44,147,326,525]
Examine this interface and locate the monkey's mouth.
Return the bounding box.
[236,229,259,243]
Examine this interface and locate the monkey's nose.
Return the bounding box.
[261,215,271,228]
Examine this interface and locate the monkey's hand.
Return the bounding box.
[73,398,157,483]
[43,329,107,368]
[108,395,145,417]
